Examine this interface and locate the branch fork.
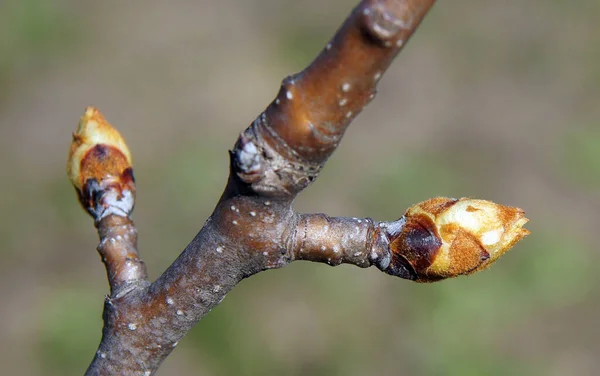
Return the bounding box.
[66,1,529,374]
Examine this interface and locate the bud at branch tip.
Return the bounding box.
[381,197,530,282]
[66,107,136,220]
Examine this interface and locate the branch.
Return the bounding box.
[67,108,148,297]
[292,198,529,282]
[232,0,435,196]
[66,1,529,375]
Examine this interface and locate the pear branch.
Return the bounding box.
[67,108,148,296]
[231,0,435,197]
[65,1,530,375]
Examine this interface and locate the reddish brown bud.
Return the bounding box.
[67,107,135,220]
[384,197,529,282]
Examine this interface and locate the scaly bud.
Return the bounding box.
[66,107,135,220]
[382,197,529,282]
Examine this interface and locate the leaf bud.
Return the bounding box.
[383,197,529,282]
[66,107,135,220]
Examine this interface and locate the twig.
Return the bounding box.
[66,1,529,375]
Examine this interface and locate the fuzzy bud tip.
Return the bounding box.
[385,197,529,282]
[66,107,135,219]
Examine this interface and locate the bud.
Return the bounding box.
[384,197,529,282]
[66,107,135,220]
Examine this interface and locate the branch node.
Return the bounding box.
[232,113,322,196]
[362,0,415,43]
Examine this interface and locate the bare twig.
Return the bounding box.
[67,108,147,296]
[66,1,529,375]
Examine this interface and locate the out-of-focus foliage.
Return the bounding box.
[563,127,600,194]
[0,0,78,89]
[1,1,598,375]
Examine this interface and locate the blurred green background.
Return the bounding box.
[1,0,599,375]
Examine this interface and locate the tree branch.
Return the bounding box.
[66,1,529,375]
[67,107,148,297]
[232,0,435,197]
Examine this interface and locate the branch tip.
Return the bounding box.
[67,106,136,221]
[381,197,529,282]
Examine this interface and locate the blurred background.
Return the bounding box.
[1,0,599,375]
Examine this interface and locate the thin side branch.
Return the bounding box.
[65,1,530,375]
[97,215,147,296]
[67,107,148,296]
